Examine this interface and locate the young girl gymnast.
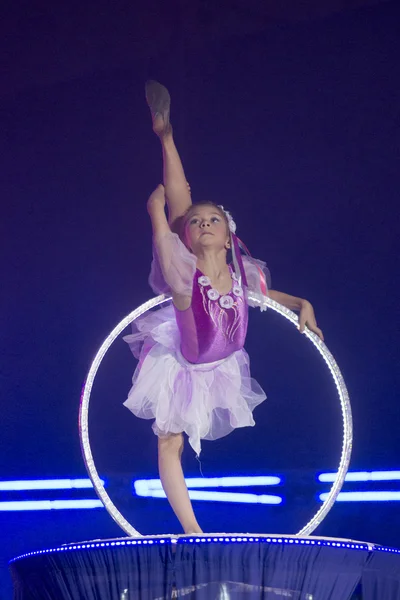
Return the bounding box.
[124,81,324,534]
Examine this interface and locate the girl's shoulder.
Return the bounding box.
[149,231,197,297]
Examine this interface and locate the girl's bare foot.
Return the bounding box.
[185,528,204,534]
[145,80,172,137]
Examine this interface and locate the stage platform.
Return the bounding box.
[10,534,400,599]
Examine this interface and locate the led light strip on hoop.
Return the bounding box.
[79,294,352,538]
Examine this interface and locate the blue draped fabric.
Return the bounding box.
[174,541,369,599]
[362,550,400,600]
[10,543,174,600]
[9,538,400,599]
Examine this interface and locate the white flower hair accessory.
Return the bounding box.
[218,205,236,234]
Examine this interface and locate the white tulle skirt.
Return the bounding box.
[123,305,266,456]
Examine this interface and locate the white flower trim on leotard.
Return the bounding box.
[198,274,243,309]
[198,275,211,287]
[219,295,234,309]
[207,288,220,301]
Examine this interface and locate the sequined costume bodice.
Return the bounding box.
[174,268,248,364]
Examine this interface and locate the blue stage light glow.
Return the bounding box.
[135,486,282,504]
[184,475,281,487]
[134,475,281,497]
[0,499,104,511]
[319,491,400,502]
[0,478,104,491]
[134,476,283,504]
[2,473,399,511]
[317,470,400,483]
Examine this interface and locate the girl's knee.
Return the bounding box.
[158,432,184,454]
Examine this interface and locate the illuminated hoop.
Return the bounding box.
[79,294,352,538]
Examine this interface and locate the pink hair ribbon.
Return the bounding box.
[235,235,268,297]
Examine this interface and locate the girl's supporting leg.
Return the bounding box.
[158,433,202,534]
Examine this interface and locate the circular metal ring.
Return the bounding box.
[79,294,352,537]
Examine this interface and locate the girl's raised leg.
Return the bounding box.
[158,434,202,534]
[145,81,192,227]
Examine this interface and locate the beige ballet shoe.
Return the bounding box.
[145,80,172,135]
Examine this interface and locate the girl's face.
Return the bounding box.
[184,205,230,254]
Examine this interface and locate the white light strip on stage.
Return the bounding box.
[134,475,281,496]
[0,500,104,511]
[318,470,400,483]
[143,489,283,504]
[0,478,104,491]
[319,491,400,502]
[186,475,281,487]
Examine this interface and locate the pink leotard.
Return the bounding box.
[175,268,248,364]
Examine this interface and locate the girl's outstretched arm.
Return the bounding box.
[269,290,324,341]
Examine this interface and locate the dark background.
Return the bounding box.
[1,0,399,597]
